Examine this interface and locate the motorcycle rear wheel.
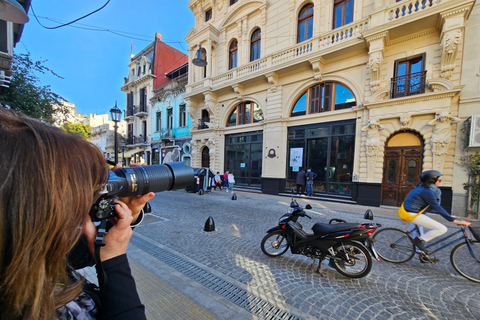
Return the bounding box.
[261,231,289,257]
[331,241,372,279]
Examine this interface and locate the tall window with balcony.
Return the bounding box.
[156,111,161,132]
[391,54,426,98]
[126,92,134,117]
[291,82,356,117]
[179,103,187,127]
[250,29,261,62]
[227,102,264,127]
[229,39,238,69]
[127,123,133,145]
[298,4,314,43]
[139,87,147,113]
[167,109,173,131]
[333,0,353,29]
[142,121,147,143]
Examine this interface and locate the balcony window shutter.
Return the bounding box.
[323,82,333,112]
[309,84,321,114]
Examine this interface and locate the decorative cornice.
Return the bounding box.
[364,88,462,109]
[386,28,437,46]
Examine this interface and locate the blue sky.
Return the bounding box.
[16,0,194,116]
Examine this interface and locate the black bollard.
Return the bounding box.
[143,202,152,213]
[231,192,237,200]
[204,216,215,232]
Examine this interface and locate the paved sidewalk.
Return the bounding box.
[78,190,479,320]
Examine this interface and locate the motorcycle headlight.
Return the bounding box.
[287,207,294,214]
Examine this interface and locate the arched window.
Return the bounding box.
[298,4,314,43]
[333,0,354,29]
[227,101,264,127]
[250,29,261,62]
[229,39,238,69]
[291,82,356,116]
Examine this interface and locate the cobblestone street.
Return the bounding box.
[130,189,480,320]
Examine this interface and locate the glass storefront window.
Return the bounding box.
[287,120,355,196]
[307,127,330,137]
[225,131,263,187]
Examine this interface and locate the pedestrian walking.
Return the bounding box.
[223,170,229,190]
[295,168,306,196]
[226,172,235,193]
[305,168,317,197]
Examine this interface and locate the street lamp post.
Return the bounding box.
[121,140,126,167]
[110,101,122,165]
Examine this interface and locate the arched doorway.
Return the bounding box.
[202,147,210,168]
[381,132,423,207]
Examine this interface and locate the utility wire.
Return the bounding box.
[30,1,111,30]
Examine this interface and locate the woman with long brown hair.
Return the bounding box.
[0,108,153,319]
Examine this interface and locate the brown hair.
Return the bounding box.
[0,108,108,319]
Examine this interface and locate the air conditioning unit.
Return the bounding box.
[469,115,480,147]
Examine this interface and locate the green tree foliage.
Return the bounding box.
[0,52,64,124]
[61,122,91,140]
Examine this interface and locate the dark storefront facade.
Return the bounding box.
[286,120,356,198]
[224,131,263,188]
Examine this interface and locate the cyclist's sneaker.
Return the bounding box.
[412,237,428,252]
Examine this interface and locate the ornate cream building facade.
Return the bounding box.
[184,0,480,213]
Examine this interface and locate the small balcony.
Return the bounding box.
[390,71,427,99]
[126,135,150,147]
[134,105,148,117]
[124,106,134,121]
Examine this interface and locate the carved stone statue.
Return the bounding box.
[428,111,460,156]
[361,119,385,157]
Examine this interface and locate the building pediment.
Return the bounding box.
[186,24,221,48]
[220,0,268,29]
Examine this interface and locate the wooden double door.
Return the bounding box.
[381,146,423,207]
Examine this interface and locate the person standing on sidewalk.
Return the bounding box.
[305,168,317,197]
[226,172,235,193]
[223,170,230,190]
[295,168,306,196]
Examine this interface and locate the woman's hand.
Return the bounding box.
[453,219,471,227]
[113,163,155,222]
[83,199,134,262]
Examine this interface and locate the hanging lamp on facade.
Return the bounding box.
[192,45,207,67]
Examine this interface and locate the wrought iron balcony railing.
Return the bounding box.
[390,70,427,99]
[198,118,210,130]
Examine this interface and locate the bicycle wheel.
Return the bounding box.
[372,228,415,263]
[331,241,372,279]
[450,241,480,283]
[261,231,289,257]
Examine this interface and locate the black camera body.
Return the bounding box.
[90,162,194,221]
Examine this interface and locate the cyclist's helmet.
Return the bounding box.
[420,170,442,184]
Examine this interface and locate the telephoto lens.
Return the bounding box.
[106,162,194,197]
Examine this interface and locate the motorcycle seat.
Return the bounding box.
[312,222,359,236]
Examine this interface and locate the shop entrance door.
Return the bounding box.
[381,132,423,207]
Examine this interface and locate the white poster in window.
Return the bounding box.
[290,148,303,167]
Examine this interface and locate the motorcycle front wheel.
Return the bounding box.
[261,231,289,257]
[331,241,372,279]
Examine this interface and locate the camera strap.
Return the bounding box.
[94,219,108,287]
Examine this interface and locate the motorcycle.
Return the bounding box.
[260,196,380,279]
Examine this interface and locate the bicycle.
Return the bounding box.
[372,220,480,283]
